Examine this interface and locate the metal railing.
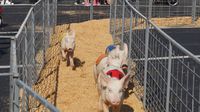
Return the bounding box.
[0,0,58,111]
[110,0,200,111]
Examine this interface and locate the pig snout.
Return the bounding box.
[111,100,120,106]
[68,48,73,52]
[109,95,121,106]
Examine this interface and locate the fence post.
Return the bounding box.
[128,10,133,58]
[192,0,197,23]
[143,0,153,109]
[166,42,172,112]
[90,0,94,20]
[47,0,50,46]
[148,0,152,19]
[42,0,46,65]
[55,0,57,31]
[109,0,112,34]
[10,38,19,112]
[135,0,139,26]
[31,9,36,74]
[121,0,125,44]
[113,0,117,40]
[143,20,150,110]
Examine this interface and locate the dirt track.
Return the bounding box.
[55,19,144,112]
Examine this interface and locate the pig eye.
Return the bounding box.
[119,89,123,93]
[102,85,107,90]
[108,88,112,92]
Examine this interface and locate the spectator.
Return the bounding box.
[84,0,90,6]
[93,0,100,6]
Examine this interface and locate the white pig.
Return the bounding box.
[61,25,75,69]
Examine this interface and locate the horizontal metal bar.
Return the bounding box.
[0,31,18,34]
[0,36,15,39]
[0,65,25,69]
[0,4,33,7]
[135,55,200,61]
[16,79,60,112]
[0,65,10,69]
[0,73,12,76]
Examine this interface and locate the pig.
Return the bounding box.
[97,68,130,112]
[61,24,75,69]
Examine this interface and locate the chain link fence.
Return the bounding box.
[110,0,200,111]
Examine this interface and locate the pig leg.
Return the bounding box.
[93,65,98,84]
[66,52,70,66]
[102,102,109,112]
[69,51,75,69]
[69,56,74,67]
[61,49,66,61]
[98,97,103,112]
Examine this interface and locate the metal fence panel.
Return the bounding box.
[110,0,200,111]
[7,0,59,111]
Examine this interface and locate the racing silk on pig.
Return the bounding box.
[106,69,123,80]
[96,54,106,65]
[104,66,124,80]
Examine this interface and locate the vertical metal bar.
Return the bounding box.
[135,0,139,26]
[128,10,133,58]
[42,0,46,65]
[55,0,57,31]
[143,1,153,108]
[143,20,150,109]
[10,38,19,112]
[90,0,94,20]
[192,68,195,112]
[121,0,125,43]
[47,0,50,46]
[31,9,35,64]
[148,0,153,19]
[192,0,197,23]
[24,24,30,111]
[113,0,117,40]
[109,1,112,34]
[52,0,56,33]
[166,42,172,112]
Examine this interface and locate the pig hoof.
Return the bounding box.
[62,58,66,61]
[72,66,76,70]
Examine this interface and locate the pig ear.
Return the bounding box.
[124,43,128,58]
[100,71,111,87]
[120,73,130,89]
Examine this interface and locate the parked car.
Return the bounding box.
[0,6,3,26]
[153,0,178,6]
